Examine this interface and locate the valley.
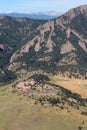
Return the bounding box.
[0,4,87,130]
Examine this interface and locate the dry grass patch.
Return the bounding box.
[50,76,87,98]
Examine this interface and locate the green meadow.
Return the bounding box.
[0,84,86,130]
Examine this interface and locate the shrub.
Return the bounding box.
[81,111,87,116]
[29,74,50,83]
[78,126,82,130]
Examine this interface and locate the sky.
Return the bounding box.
[0,0,87,13]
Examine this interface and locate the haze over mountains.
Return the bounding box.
[0,5,87,82]
[0,11,61,20]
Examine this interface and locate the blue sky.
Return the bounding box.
[0,0,87,13]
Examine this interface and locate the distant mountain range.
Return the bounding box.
[0,11,62,20]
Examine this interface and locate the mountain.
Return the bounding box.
[0,16,46,82]
[0,11,61,20]
[0,5,87,82]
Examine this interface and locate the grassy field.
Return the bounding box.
[50,75,87,98]
[0,77,87,130]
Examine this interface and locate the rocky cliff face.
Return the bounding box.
[1,5,87,79]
